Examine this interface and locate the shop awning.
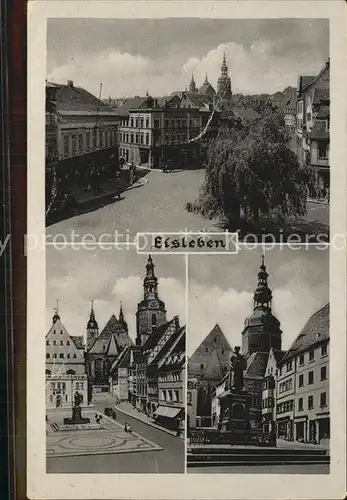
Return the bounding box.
[154,406,181,418]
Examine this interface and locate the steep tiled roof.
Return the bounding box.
[316,105,330,119]
[142,319,175,353]
[88,314,133,354]
[280,304,329,364]
[232,107,261,120]
[245,351,269,378]
[188,324,232,380]
[118,97,148,111]
[301,76,316,92]
[273,349,287,364]
[313,87,329,104]
[71,335,84,350]
[46,81,116,114]
[309,120,329,140]
[111,345,131,371]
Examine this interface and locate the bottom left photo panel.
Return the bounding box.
[45,244,186,473]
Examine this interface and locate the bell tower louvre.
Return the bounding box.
[136,255,167,346]
[241,253,282,355]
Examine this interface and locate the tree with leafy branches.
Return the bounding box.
[187,113,315,229]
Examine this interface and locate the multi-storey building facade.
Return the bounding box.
[45,80,122,209]
[261,348,286,435]
[45,310,87,408]
[277,304,329,444]
[296,60,330,200]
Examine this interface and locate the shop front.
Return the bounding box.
[153,405,184,432]
[277,416,293,440]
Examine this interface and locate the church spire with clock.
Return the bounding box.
[241,253,282,354]
[136,255,167,346]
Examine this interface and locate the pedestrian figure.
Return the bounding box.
[124,422,128,432]
[127,424,133,433]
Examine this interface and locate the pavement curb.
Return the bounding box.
[115,405,184,440]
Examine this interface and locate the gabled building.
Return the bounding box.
[45,309,87,408]
[188,324,232,427]
[296,60,330,200]
[85,304,133,391]
[262,348,286,435]
[277,304,329,444]
[45,80,122,211]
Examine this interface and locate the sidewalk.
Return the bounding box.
[72,176,148,206]
[307,197,329,206]
[277,438,329,450]
[115,402,185,440]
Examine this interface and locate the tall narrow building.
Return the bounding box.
[86,301,99,351]
[242,255,282,354]
[189,73,197,93]
[136,255,167,346]
[217,52,232,102]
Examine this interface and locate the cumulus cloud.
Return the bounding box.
[48,37,328,97]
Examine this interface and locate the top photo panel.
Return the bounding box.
[45,18,329,244]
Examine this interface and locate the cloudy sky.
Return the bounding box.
[188,246,329,356]
[47,18,329,97]
[46,246,186,343]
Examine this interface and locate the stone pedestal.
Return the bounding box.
[218,390,253,444]
[63,405,90,425]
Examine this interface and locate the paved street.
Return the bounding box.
[47,397,184,473]
[47,169,220,242]
[47,168,329,242]
[188,464,329,474]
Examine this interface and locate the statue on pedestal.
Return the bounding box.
[228,346,247,392]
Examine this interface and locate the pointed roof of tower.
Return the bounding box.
[87,300,98,329]
[253,252,273,309]
[52,299,60,324]
[118,301,128,332]
[189,73,197,93]
[145,254,156,279]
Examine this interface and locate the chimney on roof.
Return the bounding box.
[67,80,74,88]
[174,315,180,330]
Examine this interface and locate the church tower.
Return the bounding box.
[217,52,232,102]
[136,255,167,346]
[241,254,282,355]
[86,300,99,351]
[189,73,197,93]
[118,302,128,333]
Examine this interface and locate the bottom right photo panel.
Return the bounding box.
[187,245,329,474]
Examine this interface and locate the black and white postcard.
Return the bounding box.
[27,1,346,500]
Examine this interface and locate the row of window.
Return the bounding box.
[277,399,294,414]
[121,117,201,129]
[47,340,70,346]
[120,132,150,145]
[279,379,293,393]
[46,353,77,359]
[298,392,327,411]
[46,369,76,375]
[279,344,328,376]
[160,389,180,403]
[262,397,274,409]
[62,128,117,158]
[158,372,181,383]
[48,381,84,390]
[299,366,327,387]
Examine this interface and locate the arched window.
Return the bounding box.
[73,353,77,359]
[45,369,51,375]
[46,353,50,358]
[60,340,64,345]
[59,353,64,358]
[151,314,157,326]
[53,353,57,358]
[67,369,76,375]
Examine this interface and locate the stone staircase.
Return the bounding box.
[187,446,330,468]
